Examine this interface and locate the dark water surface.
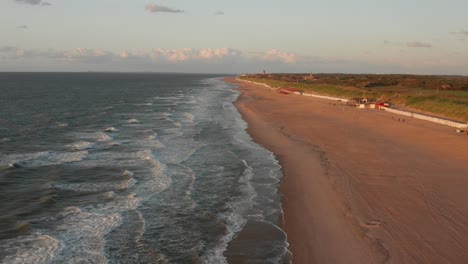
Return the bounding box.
[0,73,289,263]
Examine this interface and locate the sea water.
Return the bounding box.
[0,73,290,263]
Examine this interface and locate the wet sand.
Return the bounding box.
[227,78,468,264]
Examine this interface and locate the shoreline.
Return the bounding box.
[226,77,468,263]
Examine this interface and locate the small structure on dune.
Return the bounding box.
[348,97,392,109]
[349,97,369,106]
[278,87,301,95]
[304,73,316,81]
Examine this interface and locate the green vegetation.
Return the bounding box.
[240,74,468,122]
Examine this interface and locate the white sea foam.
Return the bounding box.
[48,208,123,263]
[21,194,142,264]
[55,122,68,127]
[135,150,172,195]
[103,127,119,132]
[97,135,113,142]
[0,151,88,168]
[73,132,113,142]
[153,96,181,101]
[199,159,255,264]
[69,149,171,197]
[182,112,194,123]
[127,118,140,124]
[53,177,136,193]
[145,133,157,140]
[67,141,95,150]
[102,191,116,199]
[73,150,147,168]
[0,234,62,264]
[123,170,134,177]
[160,128,183,139]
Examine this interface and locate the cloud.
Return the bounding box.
[406,42,432,48]
[14,0,51,6]
[120,50,130,59]
[214,11,224,15]
[0,46,113,62]
[452,30,468,36]
[17,25,28,29]
[145,4,184,13]
[260,49,297,64]
[0,46,242,65]
[386,40,434,48]
[450,29,468,36]
[0,46,17,53]
[149,48,241,62]
[63,48,114,64]
[198,48,240,60]
[383,40,401,46]
[15,0,41,5]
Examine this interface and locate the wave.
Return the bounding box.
[159,128,183,139]
[181,112,194,123]
[199,159,255,263]
[0,234,62,264]
[132,150,172,196]
[127,119,140,124]
[71,149,171,198]
[54,122,68,128]
[103,127,119,132]
[0,151,88,168]
[14,194,143,264]
[41,208,122,263]
[73,132,113,142]
[67,141,95,150]
[52,175,136,194]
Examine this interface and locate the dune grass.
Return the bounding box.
[241,77,468,122]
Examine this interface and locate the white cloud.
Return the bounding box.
[406,42,432,48]
[62,48,113,63]
[17,25,28,29]
[15,0,41,5]
[0,46,242,64]
[214,11,224,15]
[0,46,17,53]
[120,50,130,59]
[150,48,241,62]
[261,49,298,64]
[145,4,184,13]
[383,40,402,46]
[14,0,51,6]
[198,48,240,60]
[151,48,192,62]
[451,30,468,36]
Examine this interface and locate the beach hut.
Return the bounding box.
[278,87,300,95]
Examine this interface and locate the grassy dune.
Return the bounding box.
[240,77,468,122]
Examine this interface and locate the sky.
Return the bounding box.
[1,0,467,74]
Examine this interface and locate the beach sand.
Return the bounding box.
[227,78,468,264]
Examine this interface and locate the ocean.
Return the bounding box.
[0,73,290,263]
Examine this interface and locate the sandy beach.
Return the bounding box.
[227,78,468,264]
